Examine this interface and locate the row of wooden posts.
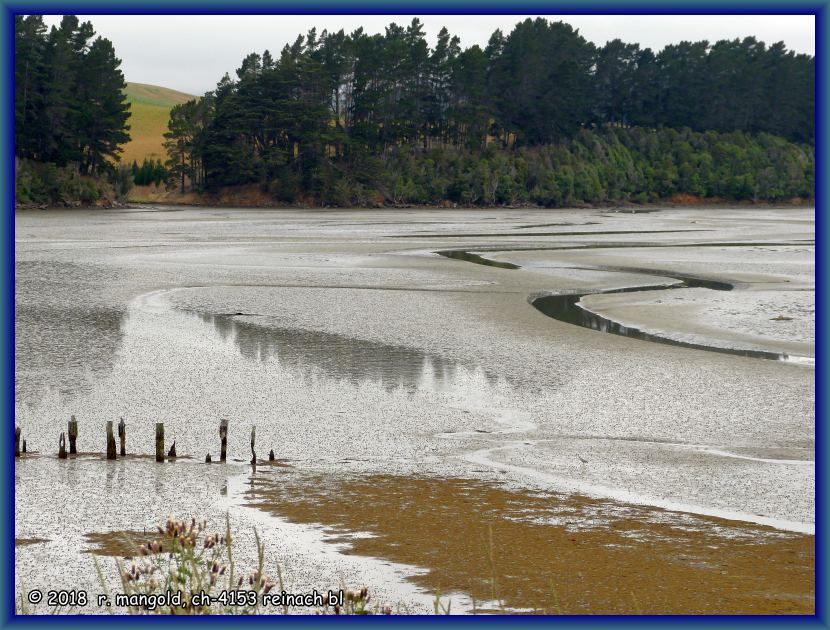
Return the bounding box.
[14,416,277,465]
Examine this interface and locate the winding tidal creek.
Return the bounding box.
[15,205,815,614]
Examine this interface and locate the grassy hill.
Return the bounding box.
[120,82,196,165]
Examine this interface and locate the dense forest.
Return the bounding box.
[15,15,814,207]
[162,18,814,206]
[14,15,131,205]
[377,128,813,206]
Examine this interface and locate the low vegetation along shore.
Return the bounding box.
[16,127,814,210]
[19,516,398,615]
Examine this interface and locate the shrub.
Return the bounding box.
[88,516,397,615]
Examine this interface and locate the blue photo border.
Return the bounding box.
[0,0,825,626]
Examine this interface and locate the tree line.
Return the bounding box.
[161,17,814,203]
[15,15,131,175]
[14,15,813,207]
[131,158,168,186]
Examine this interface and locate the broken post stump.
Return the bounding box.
[155,423,164,463]
[15,427,21,458]
[268,449,275,462]
[219,419,228,462]
[205,453,212,463]
[106,421,116,460]
[59,432,67,459]
[68,416,78,454]
[168,441,177,458]
[250,426,256,466]
[118,417,126,456]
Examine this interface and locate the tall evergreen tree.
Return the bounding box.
[164,100,198,193]
[74,36,131,173]
[14,14,131,172]
[489,19,595,146]
[14,15,47,158]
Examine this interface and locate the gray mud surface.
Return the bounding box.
[15,205,814,613]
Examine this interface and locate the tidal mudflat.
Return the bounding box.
[15,206,814,614]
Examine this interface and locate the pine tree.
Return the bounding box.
[14,15,47,158]
[74,36,131,174]
[39,16,81,163]
[14,15,131,172]
[164,102,195,193]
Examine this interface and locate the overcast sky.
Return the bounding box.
[41,14,815,96]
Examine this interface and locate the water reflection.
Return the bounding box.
[16,260,127,403]
[198,312,497,391]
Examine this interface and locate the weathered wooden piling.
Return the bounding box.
[118,417,126,456]
[58,432,67,459]
[250,426,256,466]
[106,421,117,460]
[68,416,78,454]
[155,423,164,463]
[219,419,229,462]
[205,453,212,463]
[268,449,275,462]
[15,427,21,458]
[168,441,177,458]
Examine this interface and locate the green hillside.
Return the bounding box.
[121,82,196,164]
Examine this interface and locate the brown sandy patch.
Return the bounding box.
[246,474,813,615]
[15,538,49,547]
[84,530,162,558]
[128,184,281,207]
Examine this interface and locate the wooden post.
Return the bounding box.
[58,432,67,459]
[15,427,21,458]
[118,417,126,456]
[68,416,78,455]
[250,426,256,466]
[219,419,228,462]
[168,441,177,458]
[22,439,26,454]
[205,453,212,463]
[106,421,116,460]
[268,449,275,462]
[155,423,164,463]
